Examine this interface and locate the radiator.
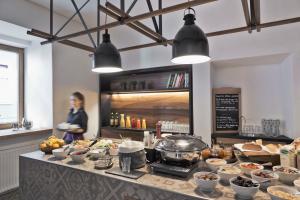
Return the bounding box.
[0,144,38,193]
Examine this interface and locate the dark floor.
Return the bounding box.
[0,188,19,200]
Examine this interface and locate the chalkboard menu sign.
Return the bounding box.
[212,88,241,133]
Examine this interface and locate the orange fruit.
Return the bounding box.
[52,143,60,149]
[40,143,47,149]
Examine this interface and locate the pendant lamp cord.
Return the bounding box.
[105,0,108,34]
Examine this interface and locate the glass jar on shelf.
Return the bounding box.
[126,115,131,128]
[110,112,114,127]
[114,112,119,127]
[120,114,125,128]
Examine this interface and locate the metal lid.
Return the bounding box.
[155,134,208,152]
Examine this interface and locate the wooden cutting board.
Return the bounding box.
[242,150,271,157]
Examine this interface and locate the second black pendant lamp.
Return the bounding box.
[171,8,210,64]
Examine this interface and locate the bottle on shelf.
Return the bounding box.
[136,118,141,129]
[156,121,162,139]
[114,112,119,127]
[120,114,125,128]
[148,131,154,148]
[131,117,136,128]
[126,115,131,128]
[142,118,147,129]
[110,112,114,127]
[143,131,149,147]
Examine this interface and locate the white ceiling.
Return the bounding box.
[26,0,300,48]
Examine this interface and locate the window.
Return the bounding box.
[0,44,24,129]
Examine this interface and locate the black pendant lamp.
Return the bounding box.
[171,8,210,64]
[92,29,123,73]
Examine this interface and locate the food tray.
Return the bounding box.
[234,150,280,166]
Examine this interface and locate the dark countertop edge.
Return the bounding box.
[0,128,53,139]
[19,151,205,200]
[211,133,293,143]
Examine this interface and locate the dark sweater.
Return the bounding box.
[63,108,88,144]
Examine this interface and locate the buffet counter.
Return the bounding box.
[19,151,271,200]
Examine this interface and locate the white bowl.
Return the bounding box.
[267,186,298,200]
[294,179,300,191]
[193,172,220,192]
[52,148,67,159]
[239,162,264,176]
[70,151,86,163]
[229,177,260,199]
[69,146,87,153]
[206,158,227,171]
[273,166,300,185]
[89,149,101,159]
[217,165,241,184]
[89,148,106,159]
[251,169,279,189]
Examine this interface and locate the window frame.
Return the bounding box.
[0,43,24,129]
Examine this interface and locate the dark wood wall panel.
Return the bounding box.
[110,92,189,128]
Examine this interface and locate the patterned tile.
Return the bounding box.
[19,152,271,200]
[0,189,19,200]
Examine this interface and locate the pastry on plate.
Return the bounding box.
[265,144,281,154]
[242,143,262,151]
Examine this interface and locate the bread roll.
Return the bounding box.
[242,143,262,151]
[265,144,279,154]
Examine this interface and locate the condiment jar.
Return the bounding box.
[136,118,141,129]
[280,145,296,167]
[126,115,131,128]
[156,121,162,139]
[131,117,136,128]
[297,149,300,170]
[114,112,119,127]
[120,114,125,128]
[142,118,147,129]
[143,131,149,147]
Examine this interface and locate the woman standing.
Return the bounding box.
[63,92,88,144]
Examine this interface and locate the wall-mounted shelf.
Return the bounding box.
[101,88,189,94]
[102,126,155,132]
[99,65,193,140]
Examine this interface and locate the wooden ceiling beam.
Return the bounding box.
[104,2,171,45]
[241,0,252,33]
[29,16,300,53]
[40,0,216,45]
[99,5,159,42]
[253,0,261,31]
[27,29,95,52]
[145,0,160,33]
[250,0,261,31]
[118,16,300,52]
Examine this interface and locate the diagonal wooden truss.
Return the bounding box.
[27,0,300,53]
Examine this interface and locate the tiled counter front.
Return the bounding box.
[19,151,270,200]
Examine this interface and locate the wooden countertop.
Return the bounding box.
[0,128,52,139]
[212,133,293,144]
[20,151,272,200]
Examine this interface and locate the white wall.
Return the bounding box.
[25,39,53,128]
[193,63,212,144]
[212,55,294,137]
[52,45,98,138]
